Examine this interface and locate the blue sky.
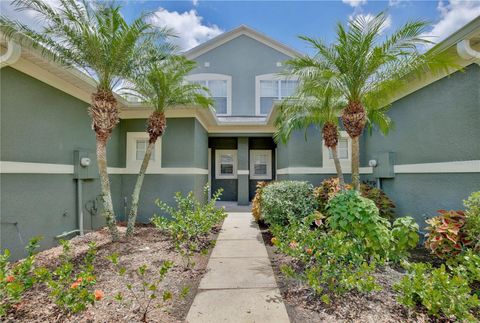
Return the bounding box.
[2,1,480,54]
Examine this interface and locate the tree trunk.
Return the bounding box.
[330,146,345,189]
[125,141,155,237]
[96,137,120,241]
[351,136,360,191]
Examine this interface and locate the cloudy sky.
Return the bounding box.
[1,0,479,54]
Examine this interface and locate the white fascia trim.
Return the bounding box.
[184,25,302,60]
[0,39,21,68]
[394,160,480,173]
[277,167,373,175]
[0,161,208,175]
[185,73,232,116]
[456,39,480,60]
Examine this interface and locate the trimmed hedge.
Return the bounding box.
[261,181,317,226]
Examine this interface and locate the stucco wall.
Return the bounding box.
[191,35,292,116]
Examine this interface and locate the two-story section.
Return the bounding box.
[184,26,302,204]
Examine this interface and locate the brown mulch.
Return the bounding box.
[258,222,451,323]
[4,225,221,323]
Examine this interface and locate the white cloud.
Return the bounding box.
[423,0,480,45]
[149,9,223,51]
[192,0,199,6]
[342,0,367,8]
[349,13,393,33]
[388,0,407,7]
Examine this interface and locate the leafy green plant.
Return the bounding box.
[424,209,469,259]
[151,185,227,268]
[108,253,176,322]
[261,181,317,226]
[326,190,391,257]
[394,262,479,322]
[390,217,419,261]
[0,237,41,317]
[37,240,101,314]
[314,177,395,221]
[447,250,480,293]
[464,191,480,252]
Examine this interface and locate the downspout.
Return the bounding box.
[0,39,21,68]
[457,39,480,61]
[77,179,84,235]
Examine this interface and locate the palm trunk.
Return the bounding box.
[96,138,120,241]
[351,136,360,191]
[330,146,345,189]
[125,141,155,237]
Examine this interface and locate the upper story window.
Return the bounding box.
[186,73,232,116]
[256,74,299,116]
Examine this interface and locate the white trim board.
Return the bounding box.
[277,167,374,175]
[394,160,480,173]
[0,161,208,175]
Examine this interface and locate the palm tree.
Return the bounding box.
[288,13,454,190]
[1,0,169,240]
[274,81,347,187]
[123,55,213,237]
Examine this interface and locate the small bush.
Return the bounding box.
[252,181,271,222]
[0,237,41,317]
[261,181,317,226]
[326,190,391,257]
[394,262,479,322]
[152,185,227,267]
[424,209,469,259]
[37,240,101,314]
[464,191,480,252]
[390,217,419,261]
[314,177,395,221]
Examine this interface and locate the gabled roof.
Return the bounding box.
[184,25,303,59]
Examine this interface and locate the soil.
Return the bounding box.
[4,224,221,323]
[258,222,454,323]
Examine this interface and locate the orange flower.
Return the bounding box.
[5,275,15,283]
[271,237,278,244]
[94,290,104,301]
[86,276,95,282]
[305,248,313,255]
[70,281,80,289]
[76,277,83,283]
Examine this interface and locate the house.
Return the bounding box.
[1,20,479,259]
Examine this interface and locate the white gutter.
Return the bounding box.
[456,39,480,60]
[0,39,21,68]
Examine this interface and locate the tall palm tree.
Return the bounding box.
[274,81,347,187]
[288,13,454,190]
[1,0,169,240]
[123,55,213,237]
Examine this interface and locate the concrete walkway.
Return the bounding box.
[186,212,290,323]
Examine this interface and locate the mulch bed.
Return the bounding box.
[258,222,455,323]
[4,224,221,323]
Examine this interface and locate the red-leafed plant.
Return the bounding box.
[424,210,470,259]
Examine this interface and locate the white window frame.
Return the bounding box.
[186,73,232,116]
[255,73,299,116]
[250,150,272,180]
[126,132,162,171]
[215,149,237,179]
[322,131,351,169]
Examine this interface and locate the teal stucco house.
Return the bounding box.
[1,19,479,259]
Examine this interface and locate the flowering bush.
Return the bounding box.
[424,210,469,259]
[252,181,271,222]
[37,240,101,314]
[108,253,176,322]
[152,185,227,267]
[261,181,317,226]
[0,237,41,317]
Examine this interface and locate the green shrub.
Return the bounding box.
[314,177,396,221]
[261,181,317,226]
[394,262,479,322]
[390,217,419,261]
[326,190,391,257]
[464,191,480,252]
[0,237,41,317]
[252,181,271,222]
[424,209,469,259]
[37,240,101,314]
[152,185,227,267]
